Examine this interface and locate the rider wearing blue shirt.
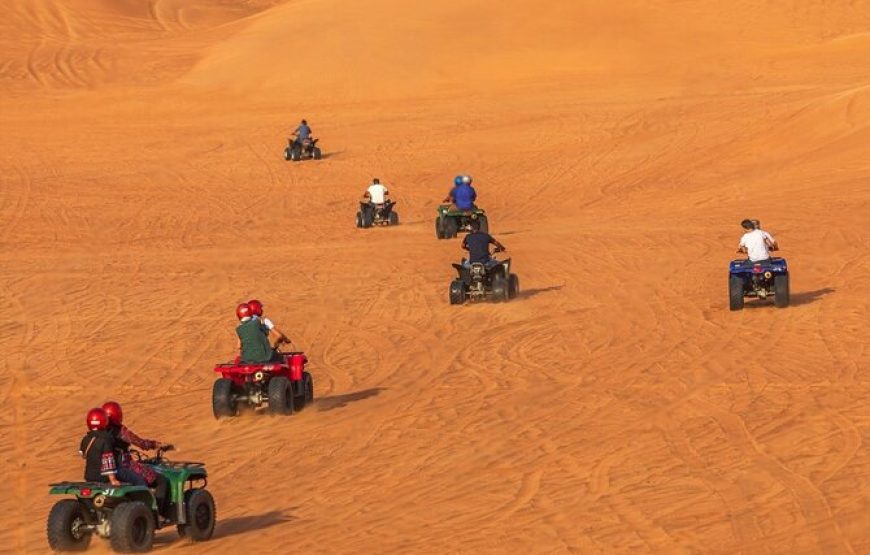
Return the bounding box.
[293,119,311,146]
[444,175,477,211]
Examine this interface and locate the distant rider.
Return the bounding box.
[444,175,477,212]
[80,408,122,486]
[737,219,778,263]
[236,303,283,363]
[462,217,505,268]
[102,401,171,519]
[362,178,394,220]
[248,299,290,348]
[292,119,312,147]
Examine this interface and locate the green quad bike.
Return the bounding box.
[46,445,215,552]
[435,205,488,239]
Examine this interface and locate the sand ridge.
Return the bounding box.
[1,0,869,553]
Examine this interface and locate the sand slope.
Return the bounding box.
[1,1,869,553]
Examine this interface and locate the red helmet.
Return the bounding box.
[236,303,252,320]
[86,408,109,431]
[248,299,264,317]
[102,401,123,426]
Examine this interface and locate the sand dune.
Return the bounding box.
[1,0,869,553]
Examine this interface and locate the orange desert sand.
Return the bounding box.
[1,1,869,553]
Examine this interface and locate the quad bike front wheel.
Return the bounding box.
[110,501,154,553]
[774,274,789,308]
[312,147,322,160]
[283,147,291,161]
[177,489,216,542]
[729,276,745,311]
[47,499,92,552]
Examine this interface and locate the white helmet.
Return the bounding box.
[461,175,473,185]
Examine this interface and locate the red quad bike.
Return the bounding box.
[212,352,314,418]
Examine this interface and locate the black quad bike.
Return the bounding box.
[284,137,322,161]
[449,250,520,304]
[356,201,398,228]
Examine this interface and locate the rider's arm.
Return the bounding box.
[763,231,778,250]
[490,237,506,251]
[119,425,159,451]
[98,441,122,485]
[269,326,289,344]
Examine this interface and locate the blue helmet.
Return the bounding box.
[462,175,473,185]
[454,175,463,186]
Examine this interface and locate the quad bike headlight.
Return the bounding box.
[93,494,106,508]
[764,271,773,279]
[253,371,265,382]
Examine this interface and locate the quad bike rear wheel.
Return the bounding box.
[283,147,291,161]
[774,274,790,308]
[435,217,444,239]
[212,378,237,419]
[47,500,92,552]
[389,212,399,226]
[268,376,295,415]
[312,147,322,160]
[355,212,364,228]
[729,276,745,311]
[290,146,302,162]
[177,489,216,542]
[295,371,314,410]
[477,215,489,233]
[491,276,509,302]
[449,280,466,305]
[110,501,154,553]
[442,217,458,239]
[508,274,520,299]
[360,208,374,228]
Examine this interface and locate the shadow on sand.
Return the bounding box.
[153,510,296,547]
[790,287,834,306]
[519,285,564,299]
[214,510,297,539]
[316,388,384,412]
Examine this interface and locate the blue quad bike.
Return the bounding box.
[46,446,214,552]
[728,257,789,310]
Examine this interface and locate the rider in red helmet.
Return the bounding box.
[236,301,281,363]
[102,401,170,518]
[247,299,289,348]
[80,408,121,485]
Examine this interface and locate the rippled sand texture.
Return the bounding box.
[1,1,869,553]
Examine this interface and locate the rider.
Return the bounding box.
[737,218,778,263]
[462,216,505,268]
[248,299,290,348]
[236,302,281,363]
[80,408,121,486]
[362,178,393,219]
[102,401,170,518]
[444,175,477,212]
[292,119,312,147]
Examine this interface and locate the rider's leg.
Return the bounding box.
[116,467,147,487]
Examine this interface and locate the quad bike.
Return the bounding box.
[435,205,487,239]
[284,137,322,161]
[356,200,398,228]
[728,257,789,310]
[449,249,520,304]
[212,348,313,417]
[47,445,214,552]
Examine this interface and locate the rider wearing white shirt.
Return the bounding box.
[365,178,389,204]
[737,219,778,262]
